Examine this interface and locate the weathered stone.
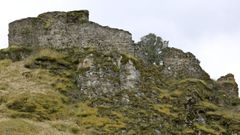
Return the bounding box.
[9,10,134,54]
[77,55,94,70]
[76,54,140,98]
[217,73,239,97]
[158,47,210,80]
[120,60,140,90]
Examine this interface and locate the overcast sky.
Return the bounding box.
[0,0,240,86]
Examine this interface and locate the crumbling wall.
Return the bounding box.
[9,10,134,54]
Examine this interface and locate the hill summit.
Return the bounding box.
[0,10,239,134]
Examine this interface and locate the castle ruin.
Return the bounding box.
[8,10,134,53]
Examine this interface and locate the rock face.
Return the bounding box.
[217,74,239,97]
[120,60,140,90]
[76,52,140,98]
[135,34,209,81]
[9,10,134,54]
[158,47,210,80]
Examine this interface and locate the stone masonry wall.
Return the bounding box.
[9,10,134,54]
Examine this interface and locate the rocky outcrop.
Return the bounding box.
[9,10,134,54]
[135,34,209,81]
[75,53,140,98]
[120,60,140,90]
[158,48,210,80]
[217,73,239,97]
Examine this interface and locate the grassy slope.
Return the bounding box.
[0,46,239,135]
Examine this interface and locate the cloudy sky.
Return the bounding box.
[0,0,240,85]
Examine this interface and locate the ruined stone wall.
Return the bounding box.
[9,10,134,54]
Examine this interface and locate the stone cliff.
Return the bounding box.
[9,10,134,53]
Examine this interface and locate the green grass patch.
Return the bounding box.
[6,92,68,121]
[197,101,219,111]
[0,59,12,70]
[153,104,178,118]
[25,48,69,68]
[0,119,40,135]
[194,123,220,135]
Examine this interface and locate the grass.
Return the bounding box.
[197,101,219,111]
[177,78,208,88]
[73,102,126,133]
[153,87,183,100]
[0,46,32,61]
[74,102,97,117]
[194,123,220,135]
[0,46,239,134]
[210,122,226,134]
[0,46,27,53]
[0,60,57,96]
[0,83,9,91]
[182,128,194,134]
[206,110,240,123]
[0,59,12,69]
[25,48,69,68]
[37,49,65,59]
[205,109,240,133]
[50,121,89,134]
[0,59,75,96]
[6,92,68,121]
[0,119,40,135]
[153,104,178,118]
[74,102,111,128]
[0,118,88,135]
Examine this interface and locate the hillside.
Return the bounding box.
[0,10,239,135]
